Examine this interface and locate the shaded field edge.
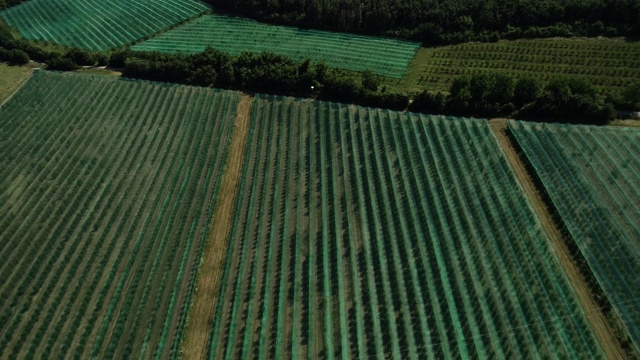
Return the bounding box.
[489,119,636,359]
[0,66,34,107]
[179,94,254,360]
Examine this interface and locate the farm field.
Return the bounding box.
[509,121,640,353]
[0,0,209,50]
[0,63,31,103]
[207,94,605,359]
[391,38,640,94]
[132,14,420,78]
[0,71,240,358]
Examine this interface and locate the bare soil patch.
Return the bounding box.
[489,119,626,360]
[180,94,253,359]
[610,119,640,128]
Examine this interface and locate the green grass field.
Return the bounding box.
[387,38,640,95]
[0,0,209,50]
[0,63,31,104]
[0,71,239,359]
[132,14,420,78]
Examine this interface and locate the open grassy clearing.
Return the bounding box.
[0,71,240,359]
[509,121,640,354]
[132,14,420,79]
[0,63,31,104]
[206,94,605,359]
[386,38,640,95]
[0,0,209,50]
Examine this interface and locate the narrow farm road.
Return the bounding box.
[489,119,625,360]
[181,94,254,359]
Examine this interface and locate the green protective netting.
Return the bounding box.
[509,120,640,353]
[132,14,420,78]
[0,0,209,50]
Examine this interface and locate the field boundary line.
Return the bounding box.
[180,94,254,359]
[488,119,625,360]
[0,67,35,108]
[125,11,210,49]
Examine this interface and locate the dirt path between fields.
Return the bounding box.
[181,94,253,360]
[489,119,625,360]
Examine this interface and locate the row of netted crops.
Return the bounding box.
[132,14,420,78]
[509,120,640,354]
[206,94,605,359]
[409,38,640,93]
[0,71,240,359]
[0,0,209,50]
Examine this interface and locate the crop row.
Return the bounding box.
[0,0,209,50]
[206,94,605,359]
[408,38,640,93]
[509,120,640,353]
[132,14,420,78]
[445,40,640,58]
[416,66,636,92]
[431,51,640,68]
[0,71,240,359]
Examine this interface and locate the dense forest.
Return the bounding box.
[206,0,640,44]
[0,0,24,10]
[3,0,639,43]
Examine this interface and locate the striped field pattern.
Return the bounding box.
[207,94,605,359]
[0,0,209,50]
[399,39,640,94]
[0,71,239,359]
[132,14,420,78]
[509,120,640,353]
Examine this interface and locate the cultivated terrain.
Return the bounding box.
[0,0,639,358]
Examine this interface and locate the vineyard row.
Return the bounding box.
[206,94,605,359]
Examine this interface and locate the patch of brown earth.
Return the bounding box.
[180,94,253,359]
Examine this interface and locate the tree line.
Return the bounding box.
[115,48,639,123]
[114,48,410,110]
[2,20,638,123]
[410,73,624,125]
[205,0,640,45]
[3,0,638,44]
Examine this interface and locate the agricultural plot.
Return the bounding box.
[0,71,240,358]
[132,14,420,78]
[509,121,640,352]
[395,38,640,94]
[207,94,605,359]
[0,63,31,104]
[0,0,209,51]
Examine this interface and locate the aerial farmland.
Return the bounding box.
[0,0,639,359]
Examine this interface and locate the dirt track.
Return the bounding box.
[489,119,625,360]
[180,94,253,359]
